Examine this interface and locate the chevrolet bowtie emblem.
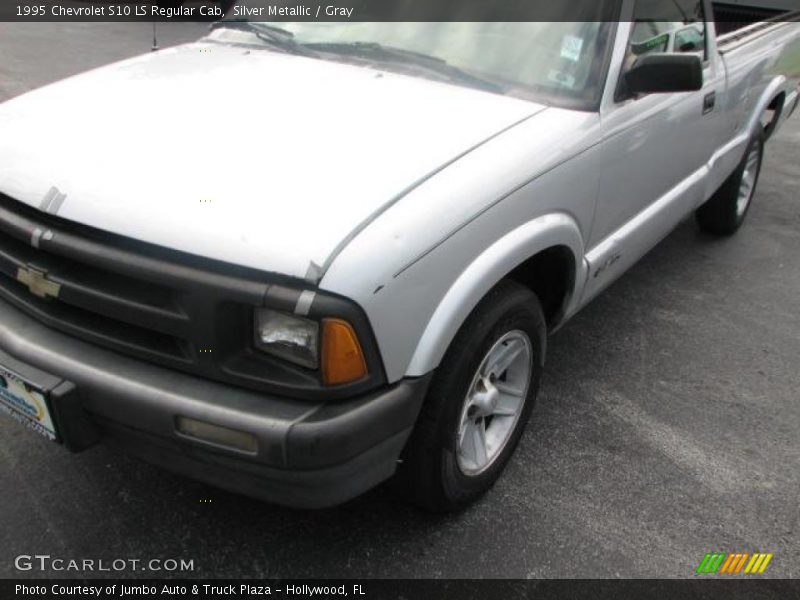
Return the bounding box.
[16,267,61,299]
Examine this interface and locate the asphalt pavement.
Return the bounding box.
[0,22,798,579]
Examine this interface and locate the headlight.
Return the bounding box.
[253,307,370,385]
[254,308,319,369]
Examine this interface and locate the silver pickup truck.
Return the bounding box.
[0,1,798,510]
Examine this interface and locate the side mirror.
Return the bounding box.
[623,54,703,97]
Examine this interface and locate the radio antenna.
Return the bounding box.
[151,21,159,52]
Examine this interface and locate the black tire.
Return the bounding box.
[393,280,546,512]
[696,130,765,236]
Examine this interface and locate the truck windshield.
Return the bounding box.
[211,9,620,110]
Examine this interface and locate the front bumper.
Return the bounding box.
[0,297,431,508]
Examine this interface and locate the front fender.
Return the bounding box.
[405,212,586,378]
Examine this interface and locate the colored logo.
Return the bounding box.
[696,552,773,574]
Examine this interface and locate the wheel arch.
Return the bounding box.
[746,76,791,142]
[405,212,586,378]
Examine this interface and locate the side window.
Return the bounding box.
[628,0,707,61]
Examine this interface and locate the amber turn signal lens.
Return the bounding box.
[321,318,368,386]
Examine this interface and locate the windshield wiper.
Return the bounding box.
[306,41,505,94]
[209,21,317,57]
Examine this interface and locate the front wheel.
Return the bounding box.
[696,130,765,236]
[393,280,546,512]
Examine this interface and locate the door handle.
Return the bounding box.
[703,91,716,115]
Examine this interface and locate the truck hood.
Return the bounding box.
[0,41,544,280]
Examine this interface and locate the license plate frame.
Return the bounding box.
[0,363,59,442]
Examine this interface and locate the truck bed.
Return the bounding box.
[717,12,800,50]
[716,9,800,64]
[714,1,800,35]
[714,6,800,152]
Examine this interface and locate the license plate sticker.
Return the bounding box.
[0,364,57,441]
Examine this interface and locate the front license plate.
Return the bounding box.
[0,364,57,441]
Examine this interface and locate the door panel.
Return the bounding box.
[582,0,725,303]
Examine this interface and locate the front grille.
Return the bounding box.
[0,193,386,401]
[0,228,192,363]
[0,192,316,396]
